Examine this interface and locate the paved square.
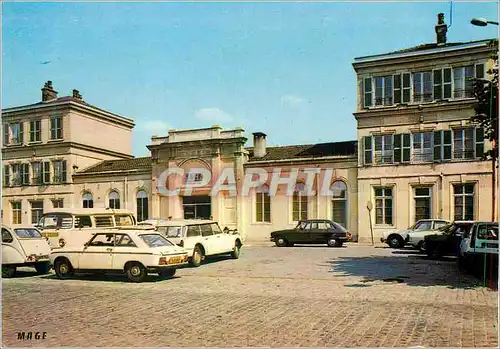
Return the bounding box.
[2,244,498,347]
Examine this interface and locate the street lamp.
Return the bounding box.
[471,17,499,26]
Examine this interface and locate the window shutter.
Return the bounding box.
[62,161,67,183]
[364,136,373,165]
[433,130,442,161]
[393,74,401,104]
[22,163,30,185]
[43,162,51,184]
[433,69,442,100]
[443,68,452,99]
[402,134,411,162]
[402,73,411,103]
[393,134,402,163]
[475,63,485,79]
[19,123,24,144]
[3,165,10,187]
[475,127,485,159]
[443,130,452,160]
[3,124,9,146]
[363,77,372,108]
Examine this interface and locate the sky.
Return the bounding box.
[2,1,499,157]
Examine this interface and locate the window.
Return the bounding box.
[115,215,134,226]
[374,76,393,106]
[413,71,433,102]
[2,228,13,243]
[292,183,308,221]
[10,122,24,145]
[331,181,348,228]
[162,226,183,238]
[185,172,203,182]
[52,199,64,208]
[30,201,44,225]
[3,124,9,146]
[12,164,21,186]
[82,192,93,208]
[414,220,432,230]
[29,120,41,142]
[414,187,432,221]
[477,224,498,241]
[393,134,411,163]
[108,190,120,209]
[186,225,201,237]
[200,224,213,237]
[453,183,474,220]
[412,132,433,162]
[95,216,113,227]
[115,234,137,247]
[32,162,42,185]
[453,66,474,99]
[50,116,63,140]
[88,234,115,247]
[40,213,73,229]
[363,136,372,165]
[393,73,411,104]
[363,77,372,108]
[136,190,148,222]
[433,130,453,161]
[211,223,222,235]
[434,220,449,229]
[3,165,10,187]
[74,215,92,228]
[140,234,174,248]
[433,68,452,100]
[256,184,271,222]
[374,187,393,225]
[21,163,30,185]
[42,162,50,184]
[374,134,393,164]
[14,228,42,239]
[453,127,480,160]
[11,202,22,224]
[53,160,67,183]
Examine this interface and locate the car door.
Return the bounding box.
[2,227,25,264]
[211,223,233,253]
[433,220,449,230]
[77,233,114,270]
[111,233,138,270]
[309,221,327,243]
[199,224,216,256]
[473,223,499,255]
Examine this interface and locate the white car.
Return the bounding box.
[50,230,189,282]
[459,221,499,271]
[2,225,52,278]
[155,220,243,267]
[407,220,471,250]
[381,219,450,248]
[137,219,170,227]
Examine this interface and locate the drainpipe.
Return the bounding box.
[439,173,444,219]
[124,176,128,210]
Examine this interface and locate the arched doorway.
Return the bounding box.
[331,181,348,229]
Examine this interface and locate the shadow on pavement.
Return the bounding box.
[328,253,487,290]
[40,273,180,283]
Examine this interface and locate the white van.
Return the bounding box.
[2,225,52,278]
[37,208,136,249]
[155,219,243,267]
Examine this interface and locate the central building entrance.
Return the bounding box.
[182,196,211,219]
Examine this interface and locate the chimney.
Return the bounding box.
[41,81,58,102]
[252,132,267,158]
[72,89,82,100]
[435,13,447,46]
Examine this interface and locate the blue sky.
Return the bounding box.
[2,1,498,156]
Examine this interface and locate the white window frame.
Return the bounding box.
[292,183,308,222]
[453,183,475,220]
[373,134,393,164]
[411,132,433,163]
[414,187,432,222]
[374,187,394,226]
[412,71,433,103]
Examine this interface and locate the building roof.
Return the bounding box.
[246,140,357,162]
[77,157,152,174]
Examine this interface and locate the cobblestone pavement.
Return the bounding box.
[2,244,498,347]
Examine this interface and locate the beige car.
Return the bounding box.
[2,225,52,278]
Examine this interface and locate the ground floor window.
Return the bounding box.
[11,202,22,224]
[374,187,393,225]
[414,187,432,221]
[292,183,308,221]
[82,192,93,208]
[52,199,64,208]
[453,183,474,220]
[331,181,348,228]
[31,201,44,225]
[109,190,120,209]
[183,195,211,219]
[256,185,271,222]
[136,190,148,222]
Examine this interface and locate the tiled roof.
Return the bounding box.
[246,141,357,162]
[78,157,152,174]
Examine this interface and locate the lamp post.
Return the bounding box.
[471,17,499,27]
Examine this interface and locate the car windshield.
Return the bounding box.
[115,215,134,226]
[438,223,455,233]
[157,226,183,238]
[140,234,174,247]
[38,213,73,229]
[14,228,43,238]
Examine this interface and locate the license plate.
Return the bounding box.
[42,232,59,238]
[37,255,49,261]
[168,256,183,264]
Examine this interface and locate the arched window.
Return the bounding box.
[82,192,93,208]
[292,182,308,221]
[136,190,148,222]
[108,190,120,209]
[255,184,271,223]
[331,181,348,228]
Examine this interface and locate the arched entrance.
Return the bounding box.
[331,181,348,229]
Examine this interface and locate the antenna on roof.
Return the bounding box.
[448,0,453,28]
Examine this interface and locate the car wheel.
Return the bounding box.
[125,262,147,283]
[54,258,74,279]
[275,237,287,247]
[35,262,51,275]
[158,268,176,279]
[2,265,16,278]
[417,241,425,251]
[231,241,241,259]
[190,246,204,267]
[387,235,404,248]
[334,241,344,247]
[327,238,338,247]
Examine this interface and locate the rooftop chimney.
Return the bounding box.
[435,13,447,46]
[41,81,58,102]
[72,89,82,100]
[252,132,267,158]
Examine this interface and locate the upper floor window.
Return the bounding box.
[412,71,433,102]
[50,116,63,140]
[29,120,41,142]
[412,132,433,163]
[53,160,67,183]
[21,163,30,185]
[373,134,393,164]
[3,165,10,187]
[11,164,21,186]
[32,162,42,185]
[3,122,24,146]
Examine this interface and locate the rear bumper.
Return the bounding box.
[147,263,188,272]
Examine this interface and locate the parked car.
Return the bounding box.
[155,220,243,267]
[423,221,475,258]
[2,225,52,278]
[137,219,170,227]
[50,230,189,282]
[380,219,450,248]
[407,220,470,250]
[458,221,499,273]
[270,219,351,247]
[37,208,136,249]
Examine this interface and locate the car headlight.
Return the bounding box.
[58,239,66,248]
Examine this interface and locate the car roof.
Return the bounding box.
[2,224,40,230]
[156,219,216,226]
[90,230,160,236]
[42,208,134,215]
